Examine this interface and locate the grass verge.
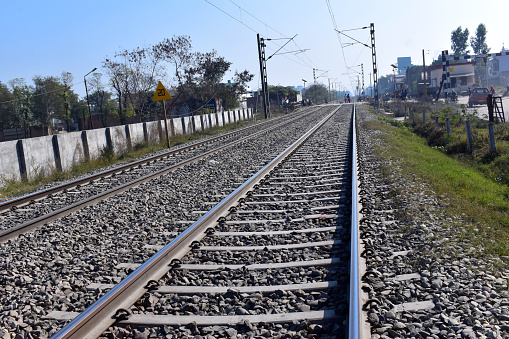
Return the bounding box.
[368,113,509,259]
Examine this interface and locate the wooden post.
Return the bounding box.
[162,100,170,148]
[446,118,451,136]
[488,122,496,153]
[487,94,494,123]
[434,116,439,128]
[465,120,473,153]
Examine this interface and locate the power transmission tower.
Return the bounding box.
[257,34,270,119]
[370,23,379,108]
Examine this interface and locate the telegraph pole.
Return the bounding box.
[257,34,269,119]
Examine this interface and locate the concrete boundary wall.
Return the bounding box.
[210,113,217,128]
[57,132,86,171]
[145,121,162,144]
[0,140,21,183]
[86,129,109,160]
[193,115,202,131]
[217,112,224,127]
[171,118,183,135]
[202,114,210,130]
[0,109,251,186]
[22,135,56,179]
[129,123,145,146]
[109,126,129,154]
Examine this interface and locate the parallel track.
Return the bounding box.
[0,109,312,214]
[48,104,363,338]
[0,108,324,243]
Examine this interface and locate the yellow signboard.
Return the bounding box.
[152,82,172,101]
[449,67,454,72]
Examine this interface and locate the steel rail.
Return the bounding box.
[51,106,340,339]
[348,103,362,338]
[0,109,321,243]
[0,110,310,212]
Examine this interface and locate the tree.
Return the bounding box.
[304,84,329,103]
[470,23,490,55]
[217,70,254,110]
[31,76,64,133]
[59,72,76,131]
[0,82,16,129]
[7,79,33,132]
[268,85,298,105]
[451,26,470,55]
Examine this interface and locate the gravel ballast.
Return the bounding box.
[355,105,509,339]
[0,108,333,338]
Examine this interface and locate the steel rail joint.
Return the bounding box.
[52,106,340,339]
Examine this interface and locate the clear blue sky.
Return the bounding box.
[1,0,508,98]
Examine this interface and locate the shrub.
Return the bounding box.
[100,145,115,162]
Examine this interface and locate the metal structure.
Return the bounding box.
[84,67,97,129]
[370,23,379,108]
[348,103,363,338]
[257,34,269,119]
[360,64,365,97]
[493,96,506,122]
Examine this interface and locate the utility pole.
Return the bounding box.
[361,63,365,99]
[328,78,331,102]
[370,23,379,108]
[422,49,427,97]
[313,68,317,103]
[257,34,269,119]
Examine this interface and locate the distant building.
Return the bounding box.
[428,61,476,93]
[488,46,509,86]
[397,57,412,75]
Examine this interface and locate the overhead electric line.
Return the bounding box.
[204,0,315,70]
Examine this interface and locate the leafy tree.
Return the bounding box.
[303,84,328,103]
[59,72,77,131]
[470,23,490,55]
[7,79,33,131]
[88,73,117,127]
[216,70,254,110]
[31,76,64,132]
[180,50,232,111]
[268,85,299,105]
[0,82,16,129]
[451,26,470,55]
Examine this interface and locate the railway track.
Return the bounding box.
[0,105,348,338]
[45,104,365,338]
[0,107,324,243]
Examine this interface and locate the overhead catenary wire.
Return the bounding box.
[204,0,316,71]
[325,0,355,92]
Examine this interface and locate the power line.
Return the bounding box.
[326,0,355,91]
[204,0,315,70]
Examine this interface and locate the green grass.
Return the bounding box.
[0,114,264,201]
[369,114,509,258]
